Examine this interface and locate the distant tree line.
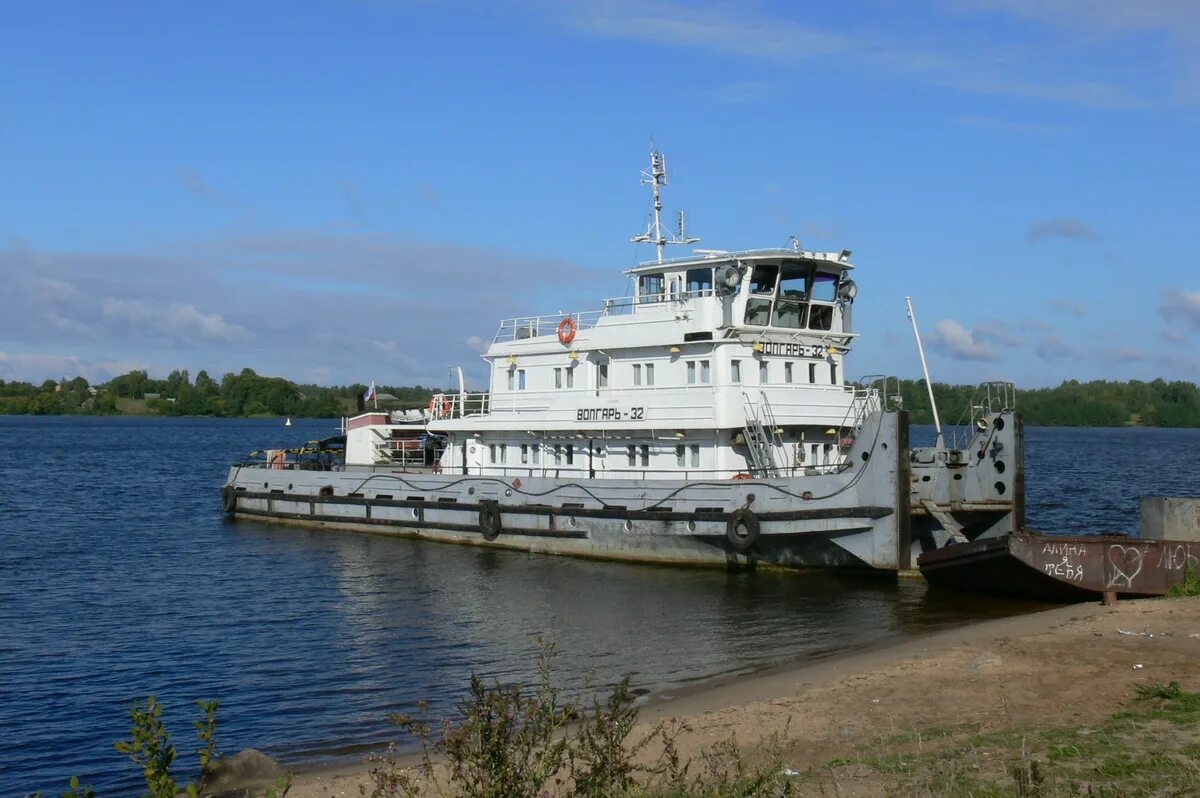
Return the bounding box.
[2,370,1200,426]
[895,378,1200,428]
[0,368,441,418]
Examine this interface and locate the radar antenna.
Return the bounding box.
[631,148,699,263]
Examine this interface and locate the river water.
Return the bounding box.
[1,417,1197,795]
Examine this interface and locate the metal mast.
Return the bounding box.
[631,148,699,263]
[905,297,944,449]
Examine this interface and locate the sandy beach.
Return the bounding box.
[288,596,1200,797]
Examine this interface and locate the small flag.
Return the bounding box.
[363,381,377,402]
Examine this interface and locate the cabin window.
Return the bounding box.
[749,264,779,294]
[517,369,526,390]
[676,445,686,467]
[640,444,650,467]
[633,364,642,386]
[700,360,711,383]
[784,362,794,383]
[830,363,839,384]
[731,359,742,383]
[566,445,574,465]
[521,444,529,464]
[597,362,608,389]
[809,363,817,384]
[668,276,683,300]
[554,368,563,389]
[553,444,562,465]
[499,444,507,463]
[566,368,575,388]
[690,445,700,468]
[744,298,772,326]
[506,370,515,390]
[759,361,769,384]
[645,363,655,385]
[532,446,540,465]
[808,304,833,331]
[812,272,838,302]
[627,445,636,467]
[687,361,696,384]
[686,267,713,295]
[489,444,497,463]
[639,273,664,303]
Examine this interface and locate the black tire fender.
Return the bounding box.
[221,484,237,514]
[478,500,502,541]
[726,508,760,552]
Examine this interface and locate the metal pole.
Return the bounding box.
[905,297,943,449]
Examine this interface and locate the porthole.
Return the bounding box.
[994,416,1005,431]
[505,488,513,497]
[568,516,578,528]
[410,508,420,519]
[686,520,697,533]
[881,442,888,450]
[994,481,1007,496]
[287,483,293,491]
[994,460,1006,474]
[623,520,633,531]
[953,473,963,481]
[468,487,475,495]
[263,482,269,488]
[861,451,870,462]
[921,475,931,482]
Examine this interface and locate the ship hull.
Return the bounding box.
[223,410,913,572]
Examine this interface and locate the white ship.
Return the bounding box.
[222,150,1023,572]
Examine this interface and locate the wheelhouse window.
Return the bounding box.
[565,445,574,465]
[633,364,642,386]
[554,368,562,389]
[639,445,650,467]
[700,360,711,383]
[506,370,515,390]
[676,445,686,467]
[686,267,713,296]
[743,263,779,326]
[627,445,636,467]
[784,362,794,383]
[809,363,817,384]
[686,361,696,384]
[808,272,838,331]
[830,363,839,384]
[566,368,575,388]
[690,445,700,468]
[759,361,769,384]
[517,369,526,390]
[731,359,742,383]
[772,261,810,329]
[638,273,665,303]
[645,364,654,385]
[597,361,608,390]
[520,444,529,464]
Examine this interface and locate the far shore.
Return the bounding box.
[283,596,1200,797]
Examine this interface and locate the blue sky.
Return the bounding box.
[2,0,1199,388]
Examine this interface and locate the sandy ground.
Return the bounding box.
[286,596,1200,798]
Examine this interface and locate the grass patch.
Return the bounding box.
[1168,567,1200,597]
[806,681,1200,797]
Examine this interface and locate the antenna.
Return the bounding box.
[631,148,699,263]
[905,297,944,449]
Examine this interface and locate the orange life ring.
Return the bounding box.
[731,473,753,480]
[557,316,577,344]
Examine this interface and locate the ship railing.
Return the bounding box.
[492,289,720,342]
[429,391,490,420]
[447,463,852,480]
[947,381,1018,449]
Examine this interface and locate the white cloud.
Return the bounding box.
[1050,297,1087,317]
[1026,217,1099,242]
[101,298,249,343]
[1035,333,1083,360]
[1160,287,1200,330]
[929,319,1000,361]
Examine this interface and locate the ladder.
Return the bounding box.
[742,391,784,477]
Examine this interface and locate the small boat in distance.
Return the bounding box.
[222,149,1025,574]
[284,417,292,427]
